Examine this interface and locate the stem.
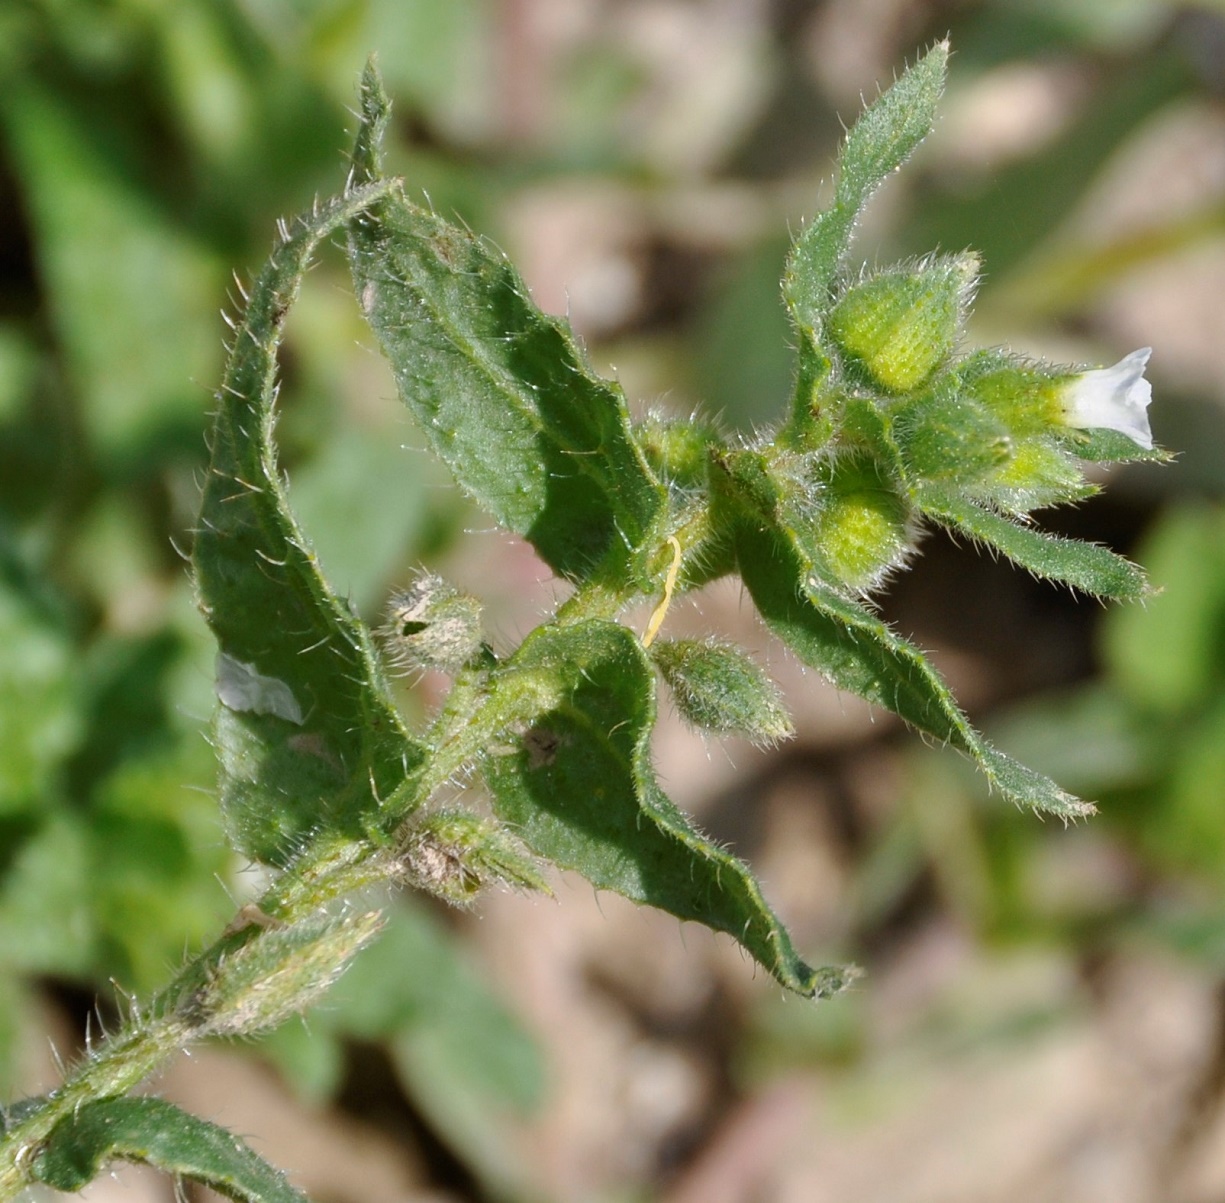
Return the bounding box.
[0,834,394,1200]
[0,1018,190,1200]
[0,522,688,1199]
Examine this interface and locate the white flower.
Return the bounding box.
[1061,347,1154,449]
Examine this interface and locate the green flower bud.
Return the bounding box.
[968,439,1093,516]
[893,383,1013,485]
[812,454,912,592]
[828,254,978,394]
[651,638,793,745]
[637,412,723,491]
[959,347,1154,448]
[956,351,1062,437]
[381,573,484,673]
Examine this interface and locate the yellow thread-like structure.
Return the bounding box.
[642,536,683,648]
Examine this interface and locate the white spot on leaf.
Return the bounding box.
[216,653,304,724]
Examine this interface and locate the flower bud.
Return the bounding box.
[955,351,1057,436]
[892,383,1012,485]
[968,439,1091,516]
[959,347,1155,449]
[381,573,484,674]
[828,254,977,394]
[811,454,912,592]
[636,413,722,491]
[651,638,793,745]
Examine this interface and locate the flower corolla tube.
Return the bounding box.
[1060,347,1154,449]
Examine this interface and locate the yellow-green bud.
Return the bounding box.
[968,439,1092,516]
[892,383,1013,485]
[828,254,978,394]
[813,454,911,591]
[956,351,1062,436]
[636,413,722,491]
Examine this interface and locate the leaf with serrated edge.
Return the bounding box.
[348,64,663,581]
[193,185,427,864]
[735,519,1093,819]
[784,42,948,338]
[481,620,853,998]
[920,488,1148,601]
[34,1098,308,1203]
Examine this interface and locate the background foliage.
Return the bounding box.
[3,1,1225,1199]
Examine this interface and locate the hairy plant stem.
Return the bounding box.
[0,1020,188,1199]
[0,549,675,1199]
[0,834,390,1200]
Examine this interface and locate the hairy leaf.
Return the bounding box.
[481,621,853,998]
[1056,426,1173,464]
[34,1098,309,1203]
[193,186,427,864]
[784,42,948,338]
[348,64,664,580]
[920,488,1148,601]
[734,518,1093,819]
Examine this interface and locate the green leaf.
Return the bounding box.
[481,620,853,997]
[1161,695,1225,874]
[347,64,664,581]
[326,902,544,1113]
[0,811,95,976]
[732,516,1093,820]
[1055,426,1173,465]
[286,424,429,616]
[33,1097,309,1203]
[1102,504,1225,715]
[192,185,427,864]
[919,488,1148,601]
[334,902,543,1197]
[784,42,948,338]
[0,975,27,1096]
[0,564,80,816]
[0,80,221,462]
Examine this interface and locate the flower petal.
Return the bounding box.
[1062,347,1154,449]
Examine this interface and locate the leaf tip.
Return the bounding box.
[353,57,392,185]
[801,961,863,1001]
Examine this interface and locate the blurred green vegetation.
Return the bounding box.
[3,0,1225,1198]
